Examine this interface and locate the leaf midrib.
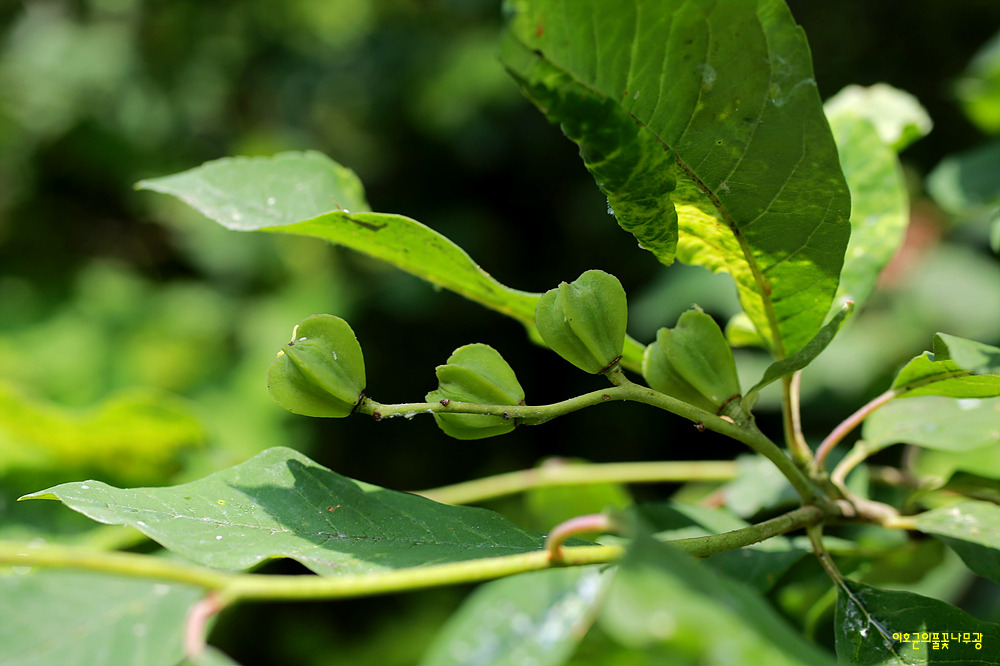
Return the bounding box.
[65,495,539,552]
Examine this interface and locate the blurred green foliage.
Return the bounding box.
[1,1,999,664]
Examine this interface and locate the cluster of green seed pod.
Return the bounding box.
[426,343,526,440]
[267,314,366,418]
[643,309,743,417]
[534,269,628,375]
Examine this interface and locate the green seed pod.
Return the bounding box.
[426,343,525,440]
[642,339,719,414]
[267,314,366,418]
[643,309,742,413]
[535,270,628,374]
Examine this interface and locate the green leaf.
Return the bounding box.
[836,579,1000,664]
[137,152,648,371]
[825,89,915,314]
[722,454,797,519]
[0,570,201,666]
[500,0,851,357]
[914,500,1000,585]
[891,338,1000,399]
[928,139,1000,220]
[913,446,1000,485]
[862,396,1000,453]
[0,381,204,483]
[418,567,606,666]
[824,83,932,152]
[742,302,852,411]
[935,332,1000,374]
[956,31,1000,135]
[21,447,551,576]
[136,150,371,228]
[599,535,837,665]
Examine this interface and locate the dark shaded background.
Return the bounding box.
[2,1,999,663]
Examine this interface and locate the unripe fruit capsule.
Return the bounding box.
[426,343,525,440]
[642,309,742,414]
[535,270,628,374]
[267,314,366,418]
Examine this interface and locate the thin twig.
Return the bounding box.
[813,389,898,470]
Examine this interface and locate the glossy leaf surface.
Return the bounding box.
[137,150,371,228]
[836,579,1000,664]
[22,447,549,576]
[500,0,851,356]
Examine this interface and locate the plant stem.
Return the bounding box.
[829,442,872,490]
[813,389,898,471]
[217,546,623,603]
[806,523,843,585]
[366,374,821,504]
[418,459,738,505]
[783,371,812,465]
[359,387,627,425]
[0,504,830,603]
[546,513,621,563]
[0,541,232,589]
[670,504,825,558]
[616,383,820,504]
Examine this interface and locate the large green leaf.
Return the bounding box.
[499,0,851,357]
[836,579,1000,665]
[0,570,201,666]
[418,567,606,666]
[824,86,920,315]
[598,535,837,665]
[137,152,647,370]
[914,500,1000,585]
[21,447,551,576]
[862,396,1000,453]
